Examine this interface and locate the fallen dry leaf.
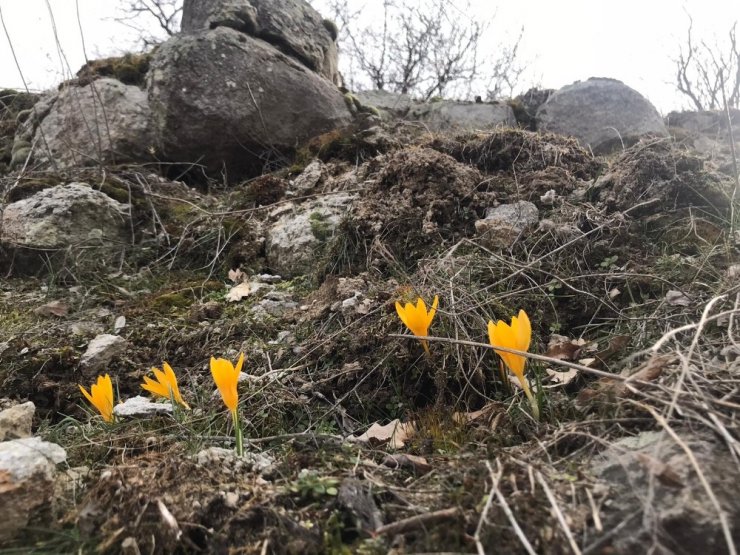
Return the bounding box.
[577,355,672,406]
[348,419,416,449]
[545,367,580,386]
[228,268,245,283]
[546,334,587,361]
[621,354,671,384]
[33,300,69,318]
[382,454,432,474]
[225,281,262,302]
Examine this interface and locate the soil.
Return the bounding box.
[1,121,739,554]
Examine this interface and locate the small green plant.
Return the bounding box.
[599,255,619,270]
[287,469,340,500]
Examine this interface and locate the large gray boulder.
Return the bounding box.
[181,0,339,83]
[13,78,153,169]
[148,27,351,180]
[536,78,668,154]
[409,100,516,132]
[0,182,129,249]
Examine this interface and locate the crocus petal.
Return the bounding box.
[234,352,244,376]
[427,295,439,327]
[515,309,531,352]
[79,385,94,405]
[395,302,411,330]
[211,356,239,412]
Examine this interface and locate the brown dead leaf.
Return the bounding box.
[349,419,416,449]
[577,355,671,406]
[622,355,671,384]
[33,300,69,318]
[590,335,630,368]
[636,453,684,488]
[545,367,580,386]
[382,454,432,474]
[546,334,587,361]
[452,403,503,431]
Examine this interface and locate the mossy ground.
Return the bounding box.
[1,127,739,553]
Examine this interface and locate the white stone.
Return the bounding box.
[0,401,35,441]
[80,334,127,371]
[113,396,173,418]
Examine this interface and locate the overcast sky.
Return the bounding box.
[0,0,738,113]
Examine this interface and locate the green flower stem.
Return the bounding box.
[232,408,244,456]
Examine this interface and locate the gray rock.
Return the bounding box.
[511,87,554,129]
[113,396,173,418]
[0,401,34,441]
[80,333,127,372]
[536,78,668,154]
[194,446,274,474]
[591,430,740,554]
[252,291,298,318]
[409,100,516,132]
[474,201,539,249]
[666,109,740,135]
[148,27,351,180]
[290,159,325,193]
[181,0,339,83]
[14,78,153,169]
[265,193,354,275]
[0,437,66,542]
[355,90,414,118]
[0,183,129,250]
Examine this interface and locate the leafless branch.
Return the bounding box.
[674,17,740,110]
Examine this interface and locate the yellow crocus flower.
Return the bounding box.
[487,309,539,419]
[141,362,191,409]
[395,295,439,354]
[79,374,115,423]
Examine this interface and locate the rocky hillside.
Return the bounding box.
[1,1,739,553]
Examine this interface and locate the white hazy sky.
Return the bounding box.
[0,0,738,113]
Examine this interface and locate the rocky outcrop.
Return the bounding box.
[474,201,539,249]
[0,89,39,172]
[409,100,516,132]
[592,431,740,554]
[148,26,351,181]
[0,182,129,250]
[13,78,154,169]
[355,90,414,119]
[265,193,355,276]
[536,78,668,154]
[356,91,516,131]
[181,0,339,84]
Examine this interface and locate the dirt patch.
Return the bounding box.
[323,147,484,275]
[427,127,602,179]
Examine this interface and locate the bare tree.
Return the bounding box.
[116,0,182,48]
[317,0,523,101]
[675,17,740,110]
